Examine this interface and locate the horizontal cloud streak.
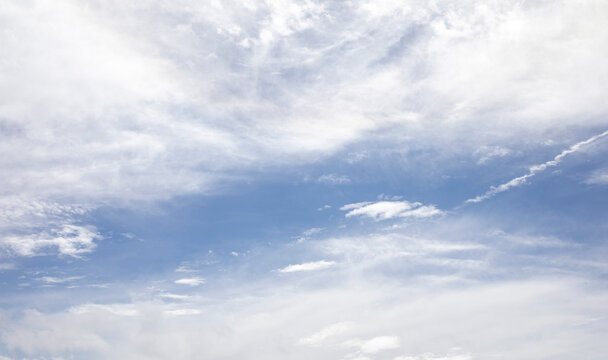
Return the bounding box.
[278,260,337,273]
[342,201,442,220]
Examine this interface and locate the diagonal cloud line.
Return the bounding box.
[465,129,608,204]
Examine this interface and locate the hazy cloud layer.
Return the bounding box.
[2,0,608,256]
[1,1,607,359]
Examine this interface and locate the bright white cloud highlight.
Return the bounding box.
[341,201,442,220]
[467,129,608,203]
[278,260,336,273]
[174,277,206,286]
[359,336,401,354]
[1,225,100,257]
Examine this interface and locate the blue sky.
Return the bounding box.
[1,0,608,359]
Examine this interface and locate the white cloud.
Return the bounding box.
[1,0,607,258]
[317,174,351,185]
[299,322,355,346]
[467,129,608,203]
[395,354,471,360]
[303,228,323,237]
[159,293,192,301]
[2,277,605,359]
[69,303,138,317]
[174,277,206,286]
[1,225,100,258]
[475,146,512,164]
[37,276,84,284]
[585,169,608,185]
[278,260,336,273]
[164,309,202,317]
[297,227,324,242]
[359,336,401,354]
[342,201,442,220]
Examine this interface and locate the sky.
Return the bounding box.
[1,0,608,359]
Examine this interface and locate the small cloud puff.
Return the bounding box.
[341,201,442,220]
[174,277,206,286]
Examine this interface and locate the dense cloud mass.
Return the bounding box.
[1,0,607,359]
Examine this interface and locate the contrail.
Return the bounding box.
[465,129,608,204]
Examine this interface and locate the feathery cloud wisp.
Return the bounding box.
[277,260,336,273]
[466,129,608,203]
[341,201,442,220]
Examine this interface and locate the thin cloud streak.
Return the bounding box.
[466,129,608,204]
[277,260,336,273]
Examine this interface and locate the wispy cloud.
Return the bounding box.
[299,321,355,347]
[277,260,336,273]
[1,225,100,258]
[317,174,351,185]
[37,276,84,284]
[475,146,512,165]
[585,169,608,185]
[466,130,608,203]
[358,335,401,354]
[341,201,442,220]
[1,0,607,259]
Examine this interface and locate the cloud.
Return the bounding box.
[0,263,15,271]
[317,174,351,185]
[277,260,336,273]
[2,277,606,359]
[395,354,471,360]
[174,277,206,286]
[159,293,192,301]
[164,309,202,317]
[70,304,138,317]
[297,228,324,242]
[475,146,512,165]
[299,322,355,346]
[466,129,608,203]
[359,336,401,354]
[0,209,606,359]
[302,228,323,237]
[37,276,85,284]
[1,0,608,258]
[585,169,608,185]
[341,201,442,220]
[1,225,100,258]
